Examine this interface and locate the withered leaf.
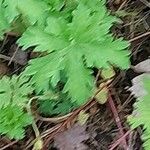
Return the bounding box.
[133,59,150,73]
[54,123,89,150]
[129,73,150,98]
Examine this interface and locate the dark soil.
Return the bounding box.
[0,0,150,150]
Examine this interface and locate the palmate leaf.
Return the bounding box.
[128,75,150,150]
[19,0,130,105]
[0,75,33,109]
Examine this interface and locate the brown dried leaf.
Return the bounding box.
[54,123,89,150]
[8,44,28,65]
[0,62,9,76]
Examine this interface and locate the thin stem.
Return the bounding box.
[107,89,128,149]
[26,97,40,138]
[129,31,150,42]
[0,141,18,150]
[109,130,132,150]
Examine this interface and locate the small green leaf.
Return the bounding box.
[0,75,33,109]
[33,138,43,150]
[77,111,89,125]
[95,88,108,104]
[101,68,115,79]
[0,105,32,139]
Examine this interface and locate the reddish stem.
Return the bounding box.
[109,130,131,150]
[107,89,128,150]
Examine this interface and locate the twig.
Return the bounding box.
[129,31,150,42]
[25,124,62,150]
[26,81,112,150]
[117,0,128,11]
[0,54,24,65]
[42,81,113,149]
[109,130,132,150]
[140,0,150,8]
[6,31,19,37]
[38,113,72,123]
[107,89,128,149]
[8,45,19,66]
[0,54,11,61]
[0,34,8,52]
[0,141,18,150]
[43,100,97,149]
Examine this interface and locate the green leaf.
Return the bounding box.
[0,1,10,39]
[101,68,115,79]
[18,26,69,52]
[3,0,49,25]
[95,87,108,104]
[0,75,33,109]
[3,0,19,23]
[17,0,49,25]
[128,75,150,150]
[63,49,94,105]
[45,16,68,36]
[44,0,65,11]
[0,0,50,40]
[22,52,63,92]
[77,111,89,125]
[69,2,119,43]
[33,137,43,150]
[18,0,130,106]
[83,37,130,69]
[0,105,32,139]
[38,95,74,116]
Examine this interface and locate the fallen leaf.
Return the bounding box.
[129,73,150,98]
[133,59,150,73]
[0,62,9,76]
[54,124,89,150]
[8,44,28,65]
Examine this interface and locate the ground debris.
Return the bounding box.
[133,59,150,73]
[54,123,89,150]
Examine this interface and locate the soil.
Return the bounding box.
[0,0,150,150]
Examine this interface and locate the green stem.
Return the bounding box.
[26,96,40,138]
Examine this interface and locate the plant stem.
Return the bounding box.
[27,97,40,138]
[107,89,128,149]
